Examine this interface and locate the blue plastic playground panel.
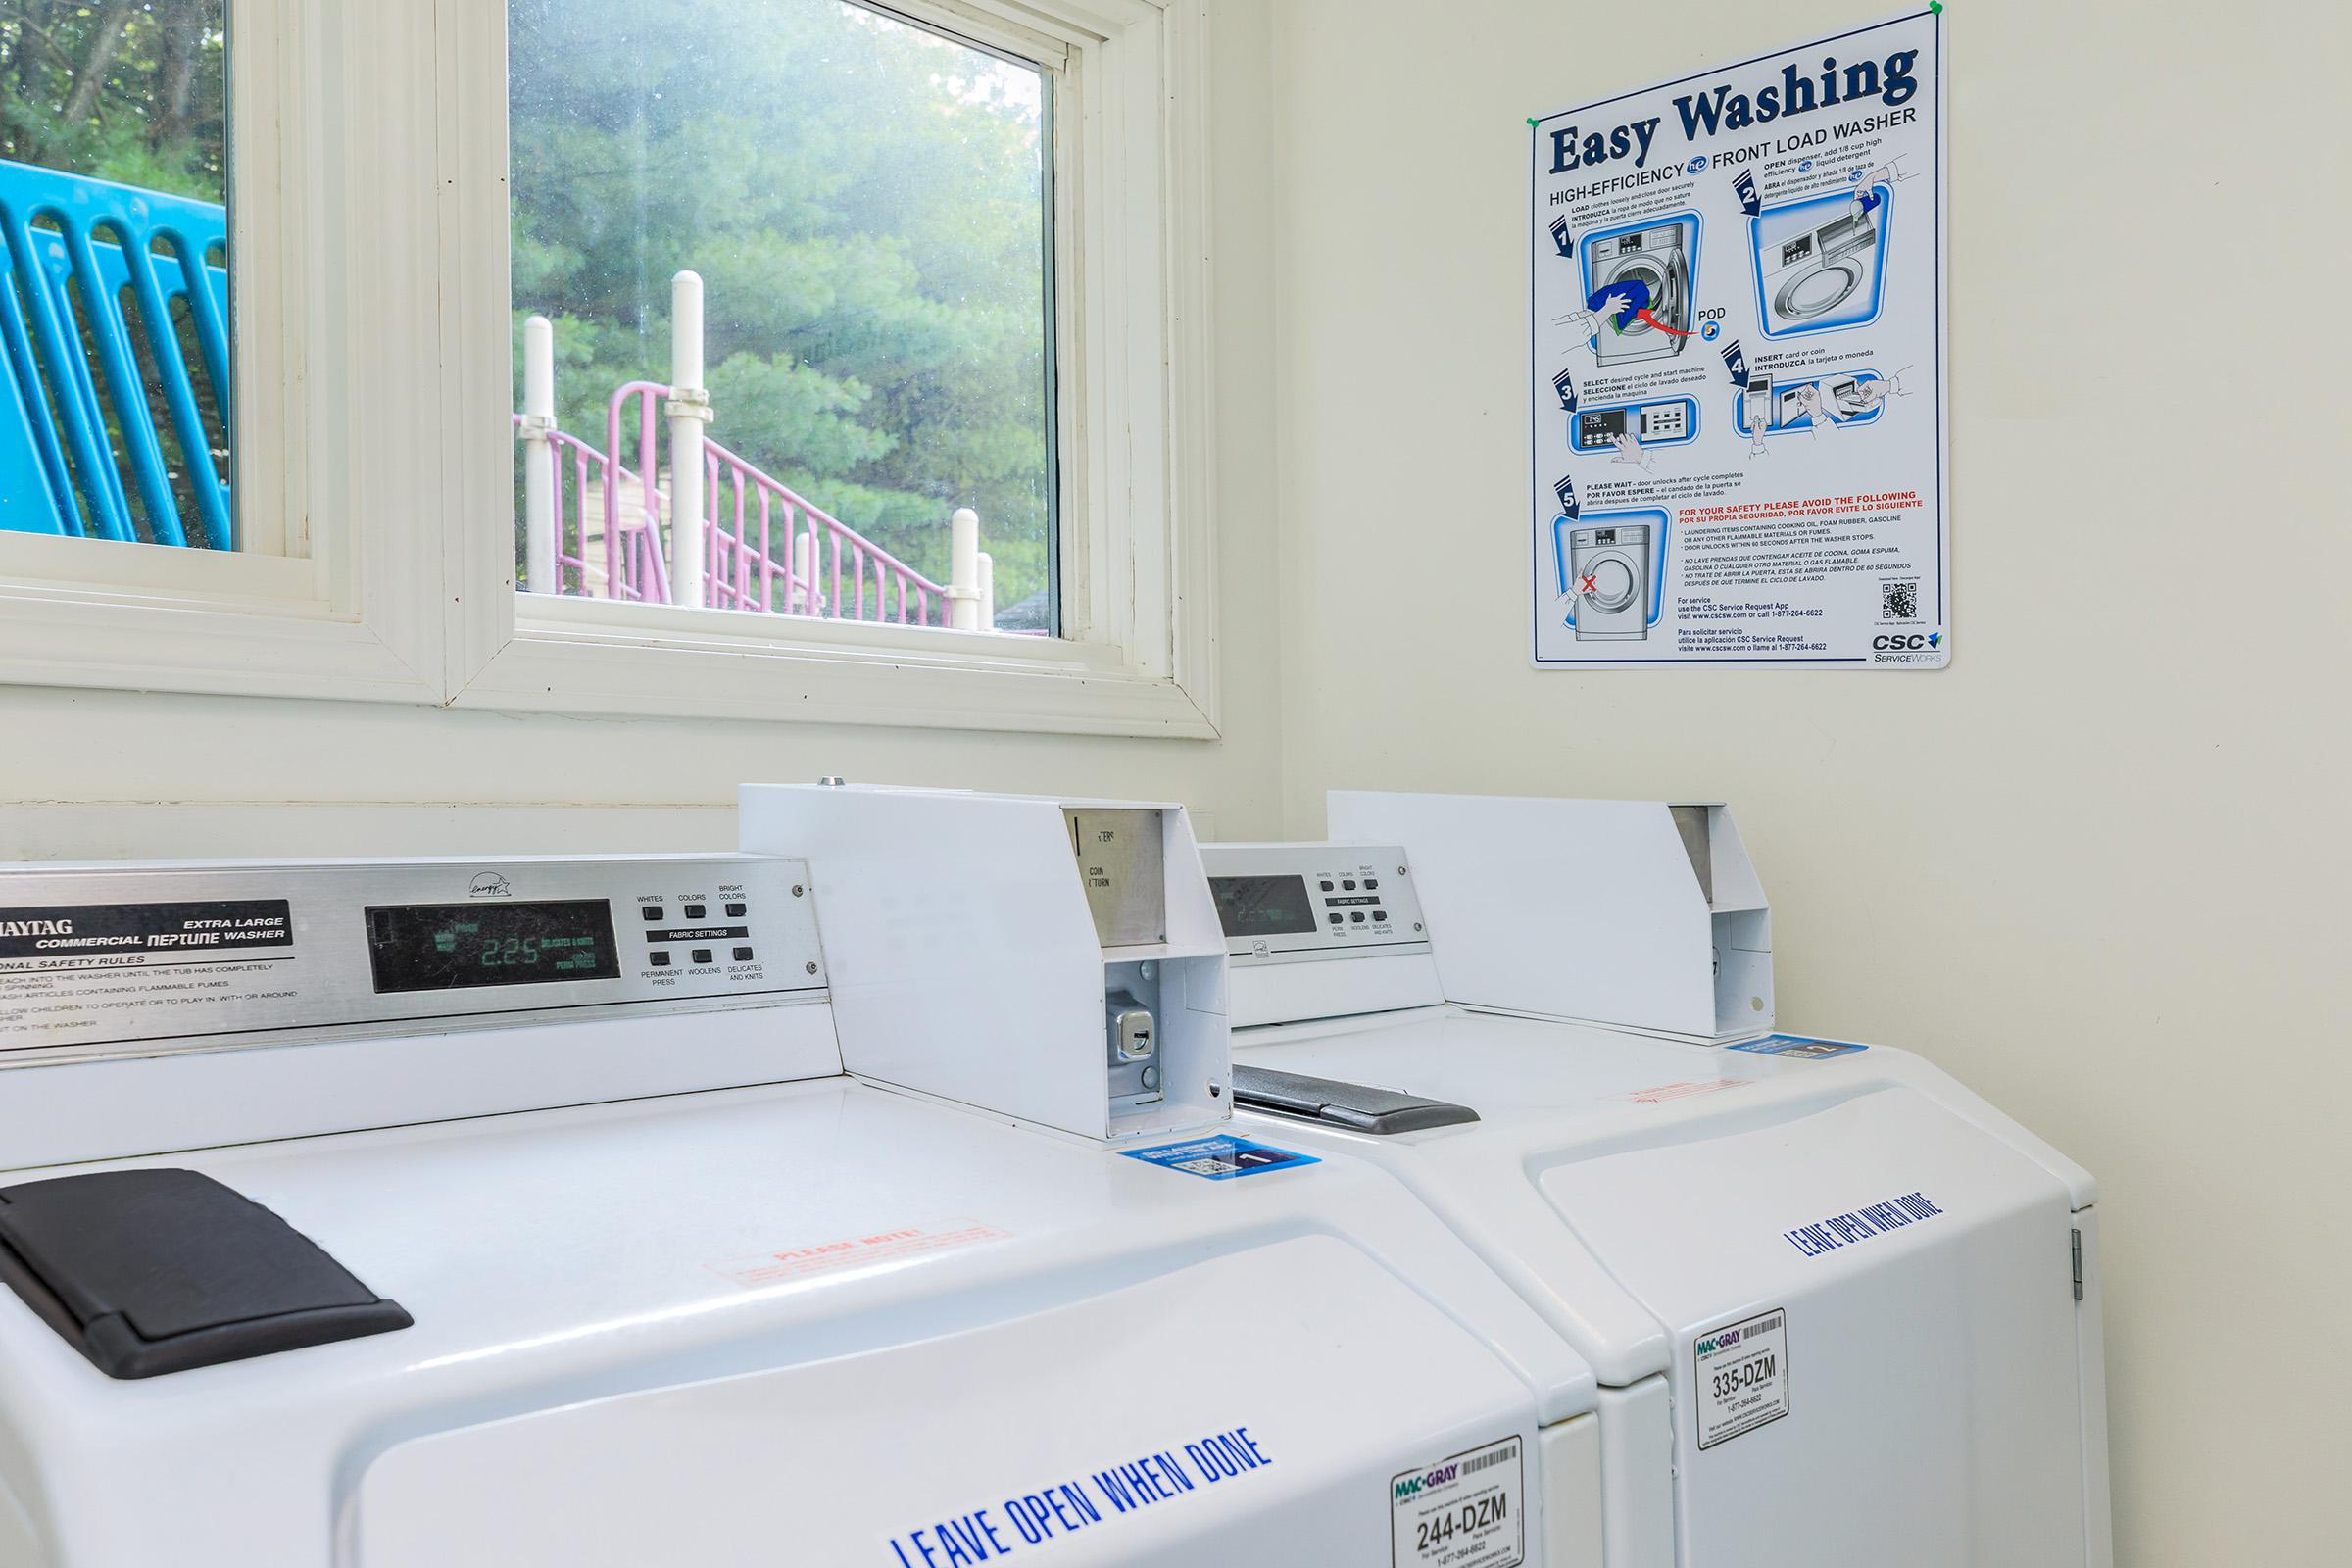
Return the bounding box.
[0,159,233,548]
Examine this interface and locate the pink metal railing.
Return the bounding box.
[702,436,948,626]
[514,386,953,625]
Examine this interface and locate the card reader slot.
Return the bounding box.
[1231,1064,1478,1135]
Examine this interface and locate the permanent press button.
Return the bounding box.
[649,951,672,967]
[1328,913,1343,925]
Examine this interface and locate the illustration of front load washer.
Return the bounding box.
[1765,205,1879,327]
[1590,222,1691,367]
[1568,522,1651,640]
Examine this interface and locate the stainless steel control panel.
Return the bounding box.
[1200,844,1430,966]
[0,855,823,1061]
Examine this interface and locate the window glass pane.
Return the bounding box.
[0,2,235,550]
[510,0,1055,635]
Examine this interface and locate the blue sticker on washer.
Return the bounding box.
[1728,1033,1868,1061]
[1122,1136,1319,1180]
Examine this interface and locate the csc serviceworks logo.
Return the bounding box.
[1872,632,1942,652]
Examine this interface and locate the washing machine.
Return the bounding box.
[1200,797,2116,1568]
[1763,205,1879,327]
[1566,522,1650,641]
[1590,223,1690,366]
[0,820,1610,1565]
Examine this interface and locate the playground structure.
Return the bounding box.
[0,159,231,547]
[514,273,997,630]
[1,159,999,631]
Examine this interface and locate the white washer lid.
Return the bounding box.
[0,1075,1595,1566]
[1230,1011,2099,1568]
[356,1234,1539,1566]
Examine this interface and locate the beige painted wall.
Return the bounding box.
[0,2,1282,863]
[1268,2,2346,1562]
[4,0,2342,1557]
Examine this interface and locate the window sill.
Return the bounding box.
[449,594,1220,739]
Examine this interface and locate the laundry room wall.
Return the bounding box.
[0,1,1283,863]
[1266,3,2346,1564]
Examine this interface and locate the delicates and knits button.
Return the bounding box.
[732,946,754,962]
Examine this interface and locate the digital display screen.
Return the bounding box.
[1578,410,1627,445]
[1209,875,1317,939]
[1593,527,1618,544]
[364,900,621,994]
[1781,235,1813,266]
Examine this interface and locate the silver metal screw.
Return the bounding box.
[806,961,819,975]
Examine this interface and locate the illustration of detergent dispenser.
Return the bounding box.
[1589,220,1693,367]
[1765,205,1879,328]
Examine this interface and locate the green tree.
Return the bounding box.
[2,1,225,199]
[510,0,1054,620]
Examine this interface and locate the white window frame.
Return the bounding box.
[0,2,460,704]
[0,0,1218,740]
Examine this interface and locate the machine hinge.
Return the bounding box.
[2070,1228,2084,1303]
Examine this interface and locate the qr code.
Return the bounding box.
[1882,581,1920,620]
[1174,1157,1236,1176]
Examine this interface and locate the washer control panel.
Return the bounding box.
[1201,844,1430,966]
[0,855,822,1060]
[1570,396,1699,453]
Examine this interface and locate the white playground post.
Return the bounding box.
[521,315,557,595]
[948,507,982,631]
[665,270,711,609]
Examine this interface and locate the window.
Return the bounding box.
[0,3,235,552]
[509,0,1057,637]
[0,0,1215,737]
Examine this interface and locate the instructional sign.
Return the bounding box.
[1726,1032,1870,1060]
[1121,1136,1319,1181]
[1530,9,1946,667]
